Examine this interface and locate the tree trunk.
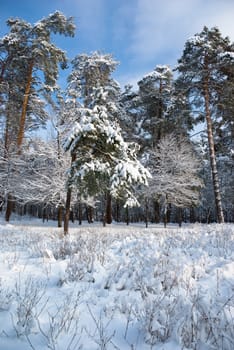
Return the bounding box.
[190,207,196,223]
[145,199,149,228]
[57,206,63,228]
[203,59,224,223]
[5,193,13,222]
[166,203,172,224]
[64,187,72,235]
[16,60,34,153]
[86,205,94,223]
[64,154,76,235]
[4,112,10,159]
[4,112,13,221]
[105,192,112,224]
[78,201,82,225]
[177,207,182,227]
[126,205,129,226]
[163,204,167,228]
[154,200,160,223]
[115,200,120,222]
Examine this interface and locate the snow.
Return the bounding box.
[0,217,233,349]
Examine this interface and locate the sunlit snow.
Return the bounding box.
[0,217,233,349]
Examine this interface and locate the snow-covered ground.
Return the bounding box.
[0,217,233,350]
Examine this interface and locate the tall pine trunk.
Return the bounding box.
[203,59,224,223]
[4,113,10,159]
[4,111,15,222]
[5,61,34,222]
[64,154,76,234]
[17,60,34,153]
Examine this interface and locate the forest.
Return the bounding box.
[0,11,233,233]
[0,11,233,350]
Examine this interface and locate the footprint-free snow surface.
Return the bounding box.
[0,218,233,349]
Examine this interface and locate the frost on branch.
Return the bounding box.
[64,86,151,206]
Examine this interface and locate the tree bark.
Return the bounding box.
[163,202,168,228]
[86,205,94,223]
[115,200,120,222]
[177,207,182,227]
[4,113,10,159]
[105,192,112,224]
[57,206,63,228]
[203,58,224,223]
[5,194,13,222]
[145,199,149,228]
[64,186,72,235]
[126,205,129,226]
[154,200,160,223]
[4,112,13,221]
[78,201,82,225]
[64,154,76,235]
[16,59,34,153]
[166,203,172,224]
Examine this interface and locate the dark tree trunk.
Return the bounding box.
[5,194,13,222]
[86,205,94,223]
[64,187,72,235]
[17,60,34,153]
[57,206,63,228]
[4,112,13,222]
[145,200,149,228]
[126,205,129,226]
[190,207,195,223]
[163,204,167,228]
[154,200,160,223]
[115,200,120,222]
[166,203,172,224]
[177,207,183,227]
[64,154,76,235]
[105,192,112,224]
[70,210,74,223]
[4,113,10,159]
[78,201,82,225]
[42,206,48,223]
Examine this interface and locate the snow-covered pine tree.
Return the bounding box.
[0,11,75,221]
[1,11,75,153]
[176,26,234,223]
[63,52,151,233]
[137,65,173,147]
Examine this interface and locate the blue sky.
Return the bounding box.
[1,0,234,89]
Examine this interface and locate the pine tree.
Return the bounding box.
[176,26,234,223]
[63,52,150,234]
[0,12,75,221]
[137,65,173,147]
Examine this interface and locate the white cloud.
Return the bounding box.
[128,0,234,65]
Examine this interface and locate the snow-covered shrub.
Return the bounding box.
[36,291,81,350]
[85,304,117,350]
[51,237,74,260]
[0,278,13,311]
[11,276,47,337]
[176,285,234,350]
[65,251,94,283]
[136,296,170,345]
